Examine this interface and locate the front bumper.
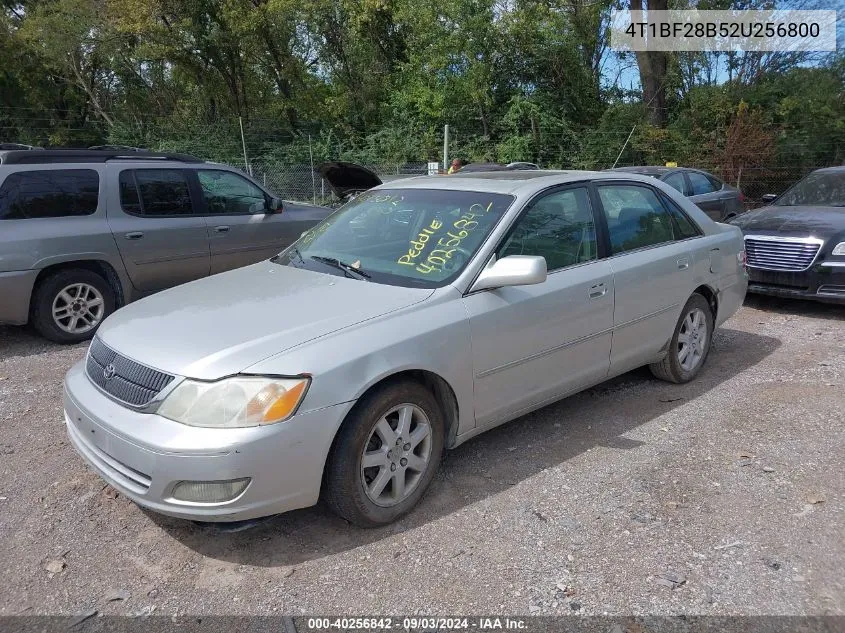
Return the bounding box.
[746,263,845,305]
[63,361,354,522]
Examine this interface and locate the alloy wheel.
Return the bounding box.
[677,307,708,372]
[51,283,105,334]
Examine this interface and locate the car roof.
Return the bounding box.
[0,149,204,165]
[610,166,672,176]
[368,169,644,195]
[813,165,845,174]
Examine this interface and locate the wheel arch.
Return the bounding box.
[692,283,718,320]
[30,259,126,316]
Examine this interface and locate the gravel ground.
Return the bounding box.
[0,295,843,617]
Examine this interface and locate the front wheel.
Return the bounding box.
[324,380,445,527]
[650,293,714,384]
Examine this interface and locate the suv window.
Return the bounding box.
[663,172,686,194]
[499,187,597,271]
[598,184,676,254]
[197,170,266,214]
[688,172,716,195]
[119,169,194,216]
[0,169,98,220]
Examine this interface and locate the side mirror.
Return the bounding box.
[266,197,284,213]
[761,193,777,203]
[471,255,547,292]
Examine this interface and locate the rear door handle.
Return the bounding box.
[589,282,608,299]
[213,225,230,233]
[124,231,144,240]
[677,257,690,270]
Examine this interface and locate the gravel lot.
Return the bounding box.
[0,295,843,617]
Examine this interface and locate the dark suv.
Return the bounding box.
[0,149,331,343]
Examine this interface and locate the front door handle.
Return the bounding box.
[677,257,690,270]
[213,225,230,233]
[124,231,144,240]
[589,282,608,299]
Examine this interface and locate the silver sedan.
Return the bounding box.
[63,170,748,527]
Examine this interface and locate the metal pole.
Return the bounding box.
[611,125,636,169]
[443,124,449,171]
[239,116,250,175]
[309,134,316,205]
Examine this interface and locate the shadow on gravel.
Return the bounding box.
[0,325,87,359]
[152,327,781,566]
[743,294,845,322]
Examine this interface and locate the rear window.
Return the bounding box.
[0,169,99,220]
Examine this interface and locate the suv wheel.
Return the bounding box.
[649,293,714,384]
[31,269,115,344]
[324,380,445,527]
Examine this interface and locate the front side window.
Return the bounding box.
[775,171,845,207]
[198,170,267,214]
[0,169,98,220]
[499,187,597,271]
[663,172,686,194]
[598,184,676,254]
[688,172,716,195]
[274,188,515,288]
[119,169,194,216]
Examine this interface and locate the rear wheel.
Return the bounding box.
[324,380,445,527]
[31,268,115,344]
[650,293,714,384]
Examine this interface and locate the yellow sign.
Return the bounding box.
[665,161,678,168]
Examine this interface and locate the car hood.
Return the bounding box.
[96,263,433,380]
[318,161,382,198]
[731,205,845,237]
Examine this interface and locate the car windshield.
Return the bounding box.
[274,188,515,288]
[775,171,845,207]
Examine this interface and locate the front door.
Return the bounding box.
[195,169,324,274]
[463,186,614,428]
[108,168,210,293]
[594,182,696,374]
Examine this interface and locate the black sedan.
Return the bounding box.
[610,166,745,222]
[730,166,845,305]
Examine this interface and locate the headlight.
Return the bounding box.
[158,376,309,428]
[832,242,845,256]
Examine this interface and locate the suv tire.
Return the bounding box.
[31,268,115,344]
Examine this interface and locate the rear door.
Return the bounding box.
[686,171,725,220]
[108,168,210,292]
[195,168,326,274]
[594,182,696,375]
[463,185,614,427]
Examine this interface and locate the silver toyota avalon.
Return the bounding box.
[64,170,748,527]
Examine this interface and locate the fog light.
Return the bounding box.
[171,478,250,503]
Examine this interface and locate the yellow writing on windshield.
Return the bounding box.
[397,218,443,266]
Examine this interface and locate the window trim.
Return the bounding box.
[591,180,696,259]
[194,168,271,216]
[0,168,100,220]
[118,168,200,219]
[492,182,604,275]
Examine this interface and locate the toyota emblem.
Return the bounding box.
[103,364,116,380]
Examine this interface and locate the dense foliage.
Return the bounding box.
[1,0,843,197]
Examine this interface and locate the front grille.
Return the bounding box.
[86,337,174,407]
[744,236,822,272]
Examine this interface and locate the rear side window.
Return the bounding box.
[688,172,717,195]
[663,172,686,194]
[0,169,99,220]
[598,184,677,254]
[119,169,194,216]
[660,194,702,239]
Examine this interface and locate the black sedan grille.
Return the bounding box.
[744,236,822,272]
[86,337,174,407]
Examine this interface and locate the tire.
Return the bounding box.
[649,293,714,384]
[324,380,445,527]
[31,268,115,344]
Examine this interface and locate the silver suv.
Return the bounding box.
[0,149,331,343]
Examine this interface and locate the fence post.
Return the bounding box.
[309,134,316,205]
[443,124,449,171]
[239,116,250,175]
